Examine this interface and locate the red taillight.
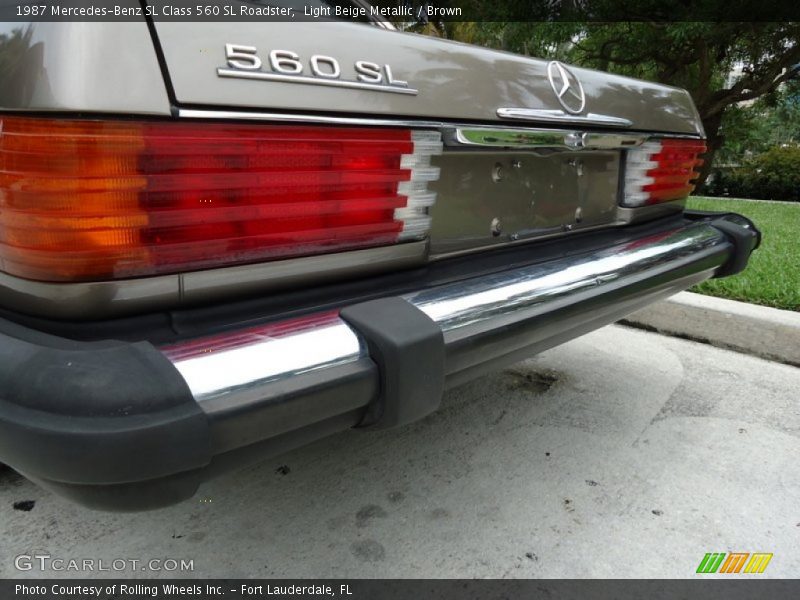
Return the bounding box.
[0,116,441,282]
[623,138,706,207]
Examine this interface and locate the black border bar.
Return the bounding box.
[3,0,800,22]
[4,579,800,600]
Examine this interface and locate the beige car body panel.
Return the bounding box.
[0,20,171,115]
[152,19,703,135]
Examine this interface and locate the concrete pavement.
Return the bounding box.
[1,324,798,578]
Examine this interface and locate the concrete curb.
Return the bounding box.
[621,292,800,367]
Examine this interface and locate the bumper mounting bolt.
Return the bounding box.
[491,218,502,237]
[492,163,505,183]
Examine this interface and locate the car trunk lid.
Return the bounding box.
[147,17,703,135]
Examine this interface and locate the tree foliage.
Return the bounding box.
[709,146,800,201]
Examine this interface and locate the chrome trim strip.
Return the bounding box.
[178,108,444,129]
[216,68,419,95]
[450,127,647,149]
[648,132,706,140]
[177,109,703,140]
[497,108,634,127]
[163,219,733,404]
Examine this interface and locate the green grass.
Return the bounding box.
[686,196,800,311]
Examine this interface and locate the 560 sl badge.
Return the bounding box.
[217,44,418,96]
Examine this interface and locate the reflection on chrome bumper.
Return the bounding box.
[409,223,720,334]
[163,314,363,403]
[163,216,750,406]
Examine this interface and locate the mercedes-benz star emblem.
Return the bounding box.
[547,61,586,115]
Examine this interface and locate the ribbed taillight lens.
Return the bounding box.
[0,116,442,282]
[623,138,706,207]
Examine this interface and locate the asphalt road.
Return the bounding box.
[1,324,798,578]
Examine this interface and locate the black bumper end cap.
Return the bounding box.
[340,297,445,430]
[0,329,212,492]
[684,210,761,278]
[710,218,761,278]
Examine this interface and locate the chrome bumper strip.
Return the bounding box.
[408,224,722,336]
[163,316,365,404]
[164,219,735,406]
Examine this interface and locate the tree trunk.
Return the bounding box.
[694,112,724,190]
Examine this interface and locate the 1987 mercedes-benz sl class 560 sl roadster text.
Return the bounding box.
[0,2,759,510]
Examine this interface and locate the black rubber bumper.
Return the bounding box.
[0,322,212,509]
[0,211,760,511]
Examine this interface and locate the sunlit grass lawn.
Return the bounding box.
[686,196,799,311]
